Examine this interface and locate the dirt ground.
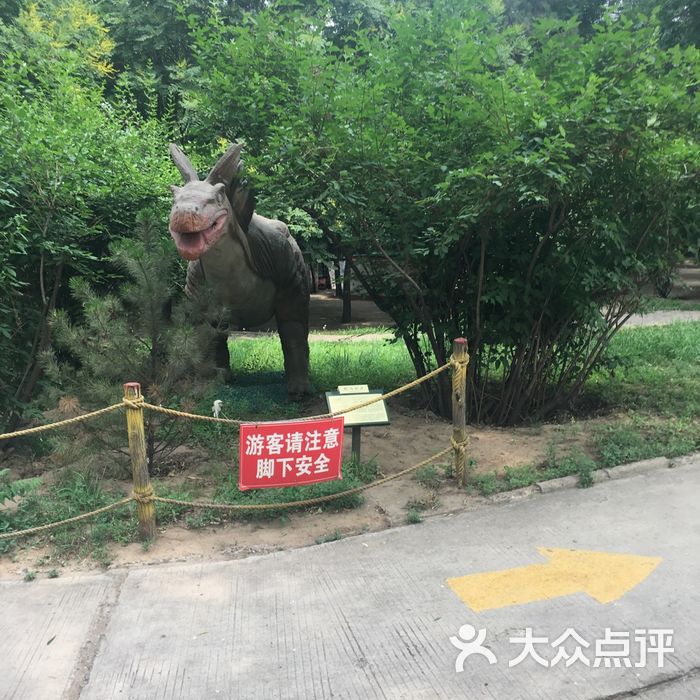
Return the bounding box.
[1,394,584,579]
[1,267,698,579]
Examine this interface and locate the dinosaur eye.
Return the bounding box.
[213,183,226,203]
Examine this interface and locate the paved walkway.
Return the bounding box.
[230,309,700,345]
[625,310,700,326]
[232,290,700,339]
[3,456,699,699]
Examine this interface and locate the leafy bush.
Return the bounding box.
[179,1,699,424]
[0,468,41,502]
[0,1,173,430]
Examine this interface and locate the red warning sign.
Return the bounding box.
[238,417,345,490]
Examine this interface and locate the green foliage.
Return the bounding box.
[0,469,137,558]
[470,448,598,495]
[414,466,442,490]
[405,508,423,524]
[0,1,174,429]
[595,417,699,468]
[315,529,344,544]
[1,0,697,435]
[178,1,698,424]
[503,0,700,46]
[45,211,214,474]
[586,322,700,417]
[0,469,42,502]
[209,457,375,521]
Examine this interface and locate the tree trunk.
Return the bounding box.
[334,260,343,298]
[342,263,352,323]
[7,262,64,433]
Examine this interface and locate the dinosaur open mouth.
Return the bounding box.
[169,212,228,261]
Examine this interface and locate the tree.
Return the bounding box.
[178,1,699,423]
[628,0,699,47]
[46,211,215,472]
[0,0,174,431]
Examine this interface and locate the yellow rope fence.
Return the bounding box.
[0,402,125,441]
[148,446,453,511]
[123,357,458,424]
[0,496,134,541]
[0,344,469,542]
[0,445,454,542]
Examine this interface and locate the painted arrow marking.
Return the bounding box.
[447,548,662,612]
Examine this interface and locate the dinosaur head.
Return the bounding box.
[168,143,253,261]
[169,180,230,261]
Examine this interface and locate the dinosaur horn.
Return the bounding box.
[206,143,244,186]
[169,144,199,183]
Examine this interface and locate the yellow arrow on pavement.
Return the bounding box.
[447,548,662,612]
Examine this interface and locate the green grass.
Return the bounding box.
[208,457,378,521]
[639,298,700,313]
[469,410,699,497]
[414,466,442,490]
[186,337,417,443]
[585,321,700,418]
[310,325,394,336]
[5,322,700,560]
[0,451,378,557]
[0,471,200,560]
[315,529,343,544]
[0,470,136,558]
[595,416,698,468]
[405,509,423,524]
[226,322,700,422]
[229,338,416,393]
[470,449,597,496]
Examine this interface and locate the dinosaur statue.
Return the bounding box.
[168,142,310,395]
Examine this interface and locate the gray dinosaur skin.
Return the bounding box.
[168,143,310,395]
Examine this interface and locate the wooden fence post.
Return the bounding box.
[123,382,156,541]
[451,338,469,487]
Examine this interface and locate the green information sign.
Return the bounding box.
[325,390,389,427]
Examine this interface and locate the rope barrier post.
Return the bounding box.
[123,382,156,541]
[351,426,362,463]
[451,338,469,487]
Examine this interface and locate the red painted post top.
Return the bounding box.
[123,382,142,397]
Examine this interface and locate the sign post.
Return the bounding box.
[351,426,361,464]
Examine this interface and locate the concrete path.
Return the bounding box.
[232,309,700,344]
[626,310,700,326]
[2,457,699,699]
[231,311,700,347]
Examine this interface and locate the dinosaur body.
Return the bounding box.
[168,143,310,395]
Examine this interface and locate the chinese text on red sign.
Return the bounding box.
[238,417,345,490]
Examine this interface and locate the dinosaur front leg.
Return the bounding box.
[277,317,311,396]
[212,330,233,383]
